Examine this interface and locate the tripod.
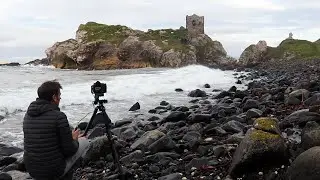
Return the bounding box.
[82,96,126,180]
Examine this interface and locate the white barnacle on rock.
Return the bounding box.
[258,172,263,175]
[191,172,195,176]
[275,171,278,174]
[182,177,187,180]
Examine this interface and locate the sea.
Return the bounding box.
[0,65,247,149]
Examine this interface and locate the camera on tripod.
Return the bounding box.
[91,81,107,96]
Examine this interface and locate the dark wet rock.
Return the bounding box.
[225,132,245,144]
[243,99,260,111]
[186,157,209,169]
[129,102,140,111]
[234,90,248,99]
[163,112,187,123]
[301,121,320,150]
[0,156,17,167]
[146,152,180,163]
[305,93,320,106]
[175,88,183,92]
[204,124,227,136]
[158,173,182,180]
[236,80,242,84]
[246,108,263,119]
[229,117,288,177]
[212,145,227,157]
[222,120,245,133]
[148,135,176,153]
[2,164,18,172]
[155,106,167,110]
[288,89,310,101]
[182,131,202,149]
[176,106,189,112]
[188,123,203,132]
[148,116,160,122]
[0,173,12,180]
[119,150,144,165]
[115,118,133,127]
[227,115,246,123]
[83,136,112,164]
[131,130,165,150]
[188,89,207,97]
[287,146,320,180]
[189,99,199,103]
[212,89,222,92]
[204,84,211,88]
[214,91,232,99]
[0,144,23,157]
[148,109,157,114]
[229,86,237,92]
[160,101,170,106]
[280,109,320,129]
[187,114,212,123]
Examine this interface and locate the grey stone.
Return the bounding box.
[130,130,165,150]
[119,150,144,165]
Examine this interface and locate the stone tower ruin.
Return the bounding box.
[186,14,204,38]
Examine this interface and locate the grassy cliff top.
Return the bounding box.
[77,22,132,45]
[77,22,190,52]
[267,39,320,59]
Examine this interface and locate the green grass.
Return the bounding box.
[77,22,131,45]
[77,22,190,52]
[139,28,190,52]
[267,39,320,59]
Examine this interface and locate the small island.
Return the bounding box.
[41,14,235,70]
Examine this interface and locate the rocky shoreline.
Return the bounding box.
[1,60,320,180]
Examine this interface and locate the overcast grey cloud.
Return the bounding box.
[0,0,319,63]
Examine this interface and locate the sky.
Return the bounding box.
[0,0,320,63]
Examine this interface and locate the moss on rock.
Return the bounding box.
[250,129,280,141]
[253,117,280,134]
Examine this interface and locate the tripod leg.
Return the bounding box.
[101,111,125,180]
[83,107,99,137]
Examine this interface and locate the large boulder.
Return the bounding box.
[280,109,320,129]
[0,144,23,157]
[82,136,112,164]
[229,117,288,177]
[301,121,320,150]
[238,40,267,67]
[130,130,165,150]
[287,146,320,180]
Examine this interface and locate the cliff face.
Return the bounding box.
[239,39,320,67]
[45,22,232,70]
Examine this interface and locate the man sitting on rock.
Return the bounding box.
[23,80,90,180]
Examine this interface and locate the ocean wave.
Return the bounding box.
[21,64,55,68]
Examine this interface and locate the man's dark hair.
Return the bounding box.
[37,80,62,101]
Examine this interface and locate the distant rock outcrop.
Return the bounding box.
[44,16,233,70]
[238,40,268,67]
[238,38,320,67]
[25,58,50,66]
[0,62,20,67]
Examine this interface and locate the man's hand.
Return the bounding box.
[72,129,80,140]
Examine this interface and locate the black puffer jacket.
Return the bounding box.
[23,99,79,180]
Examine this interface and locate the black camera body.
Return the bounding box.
[91,81,107,96]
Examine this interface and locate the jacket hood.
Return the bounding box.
[26,98,60,117]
